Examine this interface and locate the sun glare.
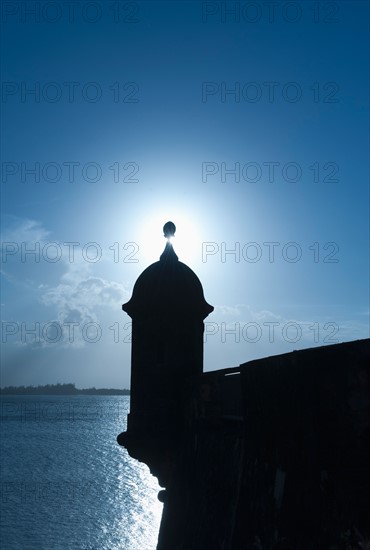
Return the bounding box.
[137,209,205,268]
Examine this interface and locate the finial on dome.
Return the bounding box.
[163,221,176,239]
[160,221,178,261]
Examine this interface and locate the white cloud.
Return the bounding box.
[43,276,128,314]
[213,304,282,323]
[2,217,131,348]
[213,304,248,317]
[41,271,129,347]
[1,217,50,244]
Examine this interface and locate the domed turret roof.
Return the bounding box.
[122,222,214,319]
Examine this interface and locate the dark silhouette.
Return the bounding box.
[117,222,370,550]
[118,221,213,489]
[163,220,176,238]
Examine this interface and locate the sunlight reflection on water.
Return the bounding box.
[115,458,163,550]
[0,395,163,550]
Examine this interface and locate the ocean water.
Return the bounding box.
[0,395,163,550]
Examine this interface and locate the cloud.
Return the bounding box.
[41,274,129,348]
[2,217,130,348]
[249,309,282,322]
[207,303,369,350]
[1,217,50,244]
[1,217,55,289]
[213,304,282,322]
[43,276,128,314]
[214,304,245,317]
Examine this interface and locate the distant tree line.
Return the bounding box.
[0,383,130,395]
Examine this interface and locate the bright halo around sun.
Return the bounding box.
[137,210,205,268]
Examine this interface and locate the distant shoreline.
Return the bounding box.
[0,383,130,396]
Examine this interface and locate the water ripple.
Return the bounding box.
[1,395,162,550]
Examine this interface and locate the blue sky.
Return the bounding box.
[1,1,369,388]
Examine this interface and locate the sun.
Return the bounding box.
[136,210,205,268]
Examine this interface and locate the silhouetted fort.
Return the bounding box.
[118,222,370,550]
